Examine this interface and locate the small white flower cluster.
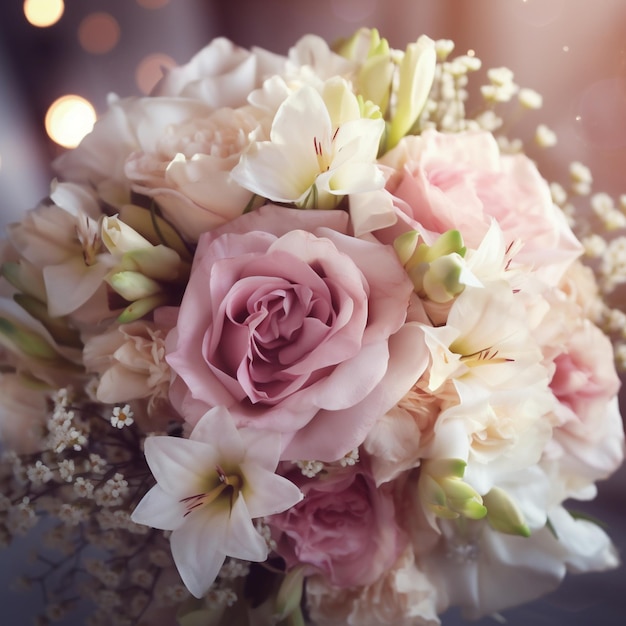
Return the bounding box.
[339,448,360,467]
[46,405,89,454]
[0,386,183,625]
[481,67,518,103]
[296,459,324,477]
[110,404,134,429]
[255,519,278,551]
[219,557,251,580]
[417,39,557,161]
[591,193,626,232]
[419,41,481,133]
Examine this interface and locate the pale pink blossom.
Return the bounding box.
[270,465,407,588]
[549,320,624,485]
[306,546,441,626]
[378,129,582,285]
[83,319,173,413]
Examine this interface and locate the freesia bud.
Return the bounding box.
[2,261,47,302]
[118,246,185,282]
[101,215,153,256]
[275,566,306,620]
[117,293,170,323]
[107,271,162,301]
[394,229,478,300]
[13,294,82,348]
[483,486,531,537]
[387,35,437,149]
[422,254,474,303]
[358,31,394,116]
[393,230,421,267]
[118,204,193,261]
[419,459,487,521]
[0,316,80,371]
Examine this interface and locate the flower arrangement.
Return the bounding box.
[0,28,624,626]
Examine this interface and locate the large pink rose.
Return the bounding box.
[379,129,582,285]
[550,320,624,482]
[165,206,427,461]
[269,466,407,588]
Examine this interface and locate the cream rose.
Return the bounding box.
[124,106,268,240]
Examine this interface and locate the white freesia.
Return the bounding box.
[131,406,303,598]
[7,182,113,318]
[420,284,547,394]
[424,509,618,621]
[231,79,385,210]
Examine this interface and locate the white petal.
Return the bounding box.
[189,406,245,461]
[130,484,186,530]
[170,511,227,598]
[348,189,397,237]
[44,259,110,318]
[143,436,216,496]
[241,464,303,518]
[239,428,281,471]
[222,495,268,562]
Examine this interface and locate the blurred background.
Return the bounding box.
[0,0,625,624]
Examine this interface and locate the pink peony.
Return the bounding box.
[379,129,582,285]
[165,205,427,462]
[270,466,407,588]
[550,320,624,482]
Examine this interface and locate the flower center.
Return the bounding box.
[313,128,339,173]
[457,346,512,368]
[75,215,102,267]
[180,465,242,517]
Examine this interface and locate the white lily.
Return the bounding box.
[131,406,303,598]
[231,78,385,210]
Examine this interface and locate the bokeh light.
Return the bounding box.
[136,0,171,9]
[23,0,64,28]
[78,12,120,55]
[136,53,177,94]
[45,95,96,149]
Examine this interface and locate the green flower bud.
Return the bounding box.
[0,317,81,371]
[419,459,487,521]
[107,271,162,301]
[483,487,531,537]
[1,261,47,301]
[119,245,185,282]
[275,566,305,621]
[13,294,82,348]
[117,293,170,323]
[387,35,437,149]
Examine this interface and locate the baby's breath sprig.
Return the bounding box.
[0,387,178,625]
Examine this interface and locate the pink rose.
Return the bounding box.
[166,205,427,461]
[550,320,624,481]
[379,129,582,285]
[270,466,407,588]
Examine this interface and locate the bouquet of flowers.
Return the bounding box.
[1,28,624,626]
